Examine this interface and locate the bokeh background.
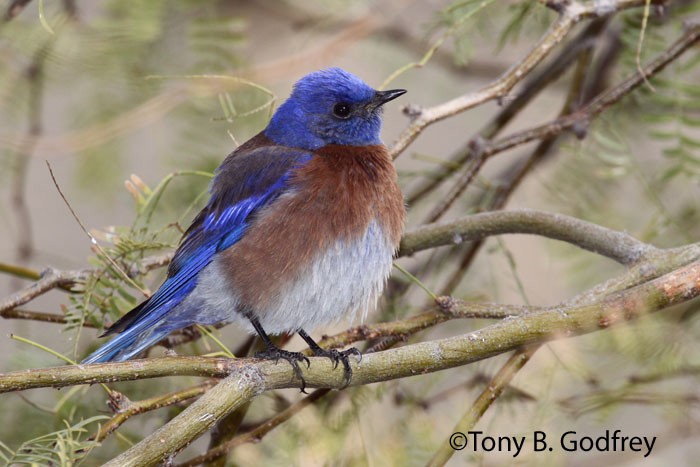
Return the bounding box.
[1,0,700,465]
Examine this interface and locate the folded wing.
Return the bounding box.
[82,145,312,363]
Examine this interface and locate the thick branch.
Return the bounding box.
[3,242,699,395]
[399,209,657,265]
[177,388,331,466]
[103,367,266,467]
[102,256,700,465]
[0,300,536,394]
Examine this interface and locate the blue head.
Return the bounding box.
[264,68,406,150]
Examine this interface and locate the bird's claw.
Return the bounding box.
[310,346,362,388]
[256,348,311,392]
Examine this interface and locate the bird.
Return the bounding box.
[81,67,406,389]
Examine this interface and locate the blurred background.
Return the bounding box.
[1,0,700,465]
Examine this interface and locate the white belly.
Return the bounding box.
[180,220,395,334]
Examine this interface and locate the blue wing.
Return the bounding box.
[82,143,312,363]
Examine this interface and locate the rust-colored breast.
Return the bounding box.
[220,144,405,311]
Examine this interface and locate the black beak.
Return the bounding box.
[375,89,407,104]
[369,89,407,110]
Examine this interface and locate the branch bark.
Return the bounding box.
[0,244,697,464]
[400,209,656,264]
[101,255,700,465]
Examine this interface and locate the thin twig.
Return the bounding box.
[408,16,609,210]
[127,252,174,278]
[46,161,150,298]
[0,307,96,327]
[0,255,171,324]
[177,389,331,466]
[389,0,665,159]
[410,17,700,231]
[3,0,32,21]
[94,382,215,442]
[427,345,540,467]
[558,364,700,418]
[315,298,537,352]
[480,21,700,161]
[0,261,44,282]
[0,267,90,313]
[423,151,487,223]
[429,35,603,297]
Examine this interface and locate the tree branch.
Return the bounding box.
[481,20,700,160]
[0,261,44,282]
[0,244,697,463]
[0,253,172,317]
[3,241,698,395]
[3,0,32,22]
[1,307,96,326]
[177,388,332,466]
[388,0,665,158]
[94,382,215,442]
[0,208,651,323]
[0,357,236,393]
[399,209,657,265]
[101,255,700,465]
[0,267,90,312]
[420,42,599,296]
[314,298,536,351]
[405,16,602,203]
[427,344,540,466]
[103,367,266,467]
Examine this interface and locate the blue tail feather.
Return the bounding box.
[81,317,174,363]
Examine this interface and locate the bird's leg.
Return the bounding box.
[250,317,310,392]
[297,329,361,388]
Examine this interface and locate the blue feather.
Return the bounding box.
[265,68,382,150]
[82,145,312,363]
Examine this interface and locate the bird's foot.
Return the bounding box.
[255,348,311,392]
[310,346,362,388]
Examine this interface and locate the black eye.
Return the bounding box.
[333,103,351,118]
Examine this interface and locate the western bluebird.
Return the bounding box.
[82,68,406,388]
